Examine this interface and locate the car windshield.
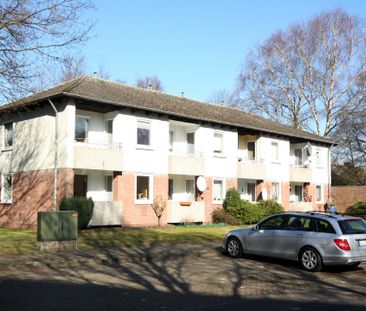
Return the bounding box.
[338,219,366,235]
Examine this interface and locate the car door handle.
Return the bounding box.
[296,233,304,236]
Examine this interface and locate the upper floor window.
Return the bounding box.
[271,142,279,161]
[186,132,195,154]
[247,141,255,160]
[294,149,302,165]
[1,174,12,204]
[4,123,13,149]
[137,120,151,146]
[105,120,113,134]
[169,131,174,151]
[75,117,89,143]
[214,132,224,154]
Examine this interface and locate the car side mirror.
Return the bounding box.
[253,225,259,231]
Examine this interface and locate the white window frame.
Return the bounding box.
[271,182,281,203]
[3,123,13,150]
[271,141,279,162]
[75,116,89,143]
[137,120,151,147]
[212,178,225,203]
[1,174,13,204]
[186,131,195,154]
[135,174,153,204]
[213,132,224,154]
[185,178,195,202]
[316,185,323,203]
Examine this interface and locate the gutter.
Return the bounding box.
[48,99,59,211]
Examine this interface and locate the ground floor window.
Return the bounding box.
[316,185,322,202]
[290,184,303,202]
[136,175,153,203]
[213,179,225,203]
[271,182,280,202]
[1,174,12,203]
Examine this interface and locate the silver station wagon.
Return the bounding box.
[224,212,366,272]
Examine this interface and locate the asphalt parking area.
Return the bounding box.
[0,243,365,311]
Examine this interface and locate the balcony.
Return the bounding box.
[288,202,313,212]
[168,154,205,175]
[237,159,266,180]
[167,201,205,223]
[289,165,312,182]
[73,141,123,171]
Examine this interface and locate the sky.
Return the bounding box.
[83,0,366,102]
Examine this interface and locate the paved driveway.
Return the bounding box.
[0,243,365,311]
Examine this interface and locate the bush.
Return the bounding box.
[258,200,284,217]
[212,208,240,225]
[227,200,266,225]
[346,201,366,219]
[60,197,94,229]
[223,188,241,211]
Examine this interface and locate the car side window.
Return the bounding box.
[315,219,336,234]
[285,216,314,231]
[259,216,286,230]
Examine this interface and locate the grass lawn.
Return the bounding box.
[0,225,237,255]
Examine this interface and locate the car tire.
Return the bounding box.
[299,247,323,272]
[226,237,243,258]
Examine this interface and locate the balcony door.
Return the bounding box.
[74,175,88,198]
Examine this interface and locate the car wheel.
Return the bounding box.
[299,247,323,272]
[226,237,243,258]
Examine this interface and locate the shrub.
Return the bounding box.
[212,208,240,225]
[258,199,284,217]
[346,201,366,219]
[60,197,94,229]
[227,200,266,225]
[223,188,241,211]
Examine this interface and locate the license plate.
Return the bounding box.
[359,240,366,246]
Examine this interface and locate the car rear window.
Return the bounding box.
[338,219,366,235]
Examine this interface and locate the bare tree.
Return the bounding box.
[59,55,87,82]
[0,0,94,102]
[207,89,238,106]
[136,75,163,91]
[237,9,366,137]
[151,195,167,226]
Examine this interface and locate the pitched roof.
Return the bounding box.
[0,76,334,145]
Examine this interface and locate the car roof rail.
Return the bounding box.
[305,211,338,219]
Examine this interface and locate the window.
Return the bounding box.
[315,148,322,166]
[259,215,286,230]
[169,131,174,151]
[316,185,322,202]
[186,132,195,153]
[247,183,256,202]
[271,182,280,201]
[185,179,195,201]
[213,179,225,202]
[294,185,303,202]
[74,175,88,197]
[285,216,314,231]
[238,136,246,150]
[105,120,113,134]
[136,175,152,202]
[4,123,13,148]
[213,132,223,154]
[315,219,335,234]
[294,149,302,165]
[1,174,12,203]
[104,175,113,192]
[247,141,255,160]
[75,117,89,142]
[271,142,279,161]
[137,121,151,146]
[168,179,173,200]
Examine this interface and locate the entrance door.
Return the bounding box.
[74,175,88,197]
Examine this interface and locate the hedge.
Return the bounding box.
[60,197,94,229]
[346,201,366,219]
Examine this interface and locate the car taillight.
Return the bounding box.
[334,239,351,251]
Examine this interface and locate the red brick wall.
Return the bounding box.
[331,186,366,213]
[281,182,290,211]
[0,168,74,228]
[120,172,169,227]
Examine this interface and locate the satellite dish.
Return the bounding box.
[261,188,268,200]
[196,176,207,192]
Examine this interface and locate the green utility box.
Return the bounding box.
[37,211,78,242]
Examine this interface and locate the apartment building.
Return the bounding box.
[0,77,334,228]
